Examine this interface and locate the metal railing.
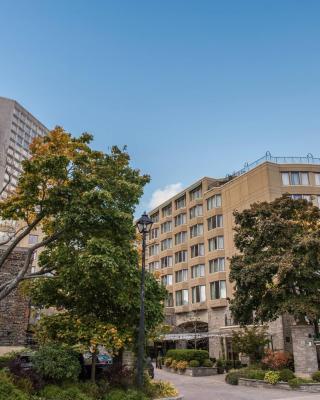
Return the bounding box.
[230,152,320,178]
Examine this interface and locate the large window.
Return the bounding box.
[207,215,223,230]
[161,274,173,286]
[161,238,172,251]
[161,256,173,268]
[190,243,205,258]
[189,204,203,219]
[28,234,38,245]
[165,293,174,307]
[175,250,187,263]
[281,171,309,186]
[161,221,172,233]
[191,264,205,278]
[149,244,159,256]
[291,194,311,201]
[150,212,159,223]
[175,231,187,245]
[149,227,159,240]
[176,289,189,306]
[208,236,224,251]
[190,185,202,201]
[209,257,225,273]
[190,224,204,238]
[175,269,188,283]
[162,204,172,217]
[175,195,186,210]
[207,194,222,210]
[315,173,320,186]
[148,261,159,272]
[192,285,206,303]
[210,280,226,300]
[175,213,187,226]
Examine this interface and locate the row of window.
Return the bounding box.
[291,194,320,207]
[167,281,227,306]
[281,171,320,186]
[150,194,222,222]
[149,257,225,275]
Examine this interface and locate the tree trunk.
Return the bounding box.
[91,351,97,383]
[314,320,319,337]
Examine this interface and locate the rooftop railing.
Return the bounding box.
[230,151,320,178]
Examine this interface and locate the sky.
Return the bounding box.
[1,0,320,215]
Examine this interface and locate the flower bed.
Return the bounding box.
[163,350,217,377]
[164,366,217,377]
[238,378,320,393]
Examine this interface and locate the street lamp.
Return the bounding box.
[136,211,153,388]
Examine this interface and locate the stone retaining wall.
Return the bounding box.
[163,366,217,377]
[239,378,320,393]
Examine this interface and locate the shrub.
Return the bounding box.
[0,370,29,400]
[8,356,44,392]
[312,371,320,382]
[246,370,266,380]
[40,384,94,400]
[170,360,178,370]
[78,381,102,399]
[225,372,239,385]
[32,344,81,383]
[189,360,200,368]
[164,357,172,367]
[176,361,188,371]
[264,371,280,385]
[144,376,178,398]
[102,363,133,389]
[165,349,209,363]
[262,350,293,370]
[202,359,213,368]
[279,369,295,382]
[288,377,310,388]
[104,389,148,400]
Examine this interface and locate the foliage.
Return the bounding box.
[245,370,266,380]
[166,349,209,363]
[278,369,295,382]
[0,370,29,400]
[202,359,213,368]
[104,389,148,400]
[0,352,23,369]
[32,344,81,383]
[264,371,280,385]
[288,377,313,388]
[225,371,239,385]
[102,363,134,389]
[262,350,293,370]
[8,356,45,392]
[176,361,188,370]
[229,195,320,330]
[189,360,200,368]
[40,384,94,400]
[311,371,320,382]
[164,357,172,367]
[170,360,178,370]
[144,378,178,398]
[232,326,270,362]
[225,367,267,385]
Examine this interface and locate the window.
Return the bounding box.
[190,224,204,238]
[161,256,173,268]
[150,212,159,223]
[162,204,172,217]
[165,293,174,307]
[175,195,186,210]
[190,185,202,201]
[161,221,172,233]
[175,231,187,245]
[148,261,159,272]
[192,285,206,303]
[315,173,320,186]
[207,194,222,210]
[149,228,159,240]
[281,172,309,186]
[191,264,205,278]
[209,257,225,273]
[161,238,172,251]
[291,194,311,202]
[176,289,189,306]
[210,280,226,300]
[208,236,224,251]
[190,243,205,258]
[189,205,203,219]
[28,234,38,245]
[207,215,223,230]
[149,244,159,256]
[175,213,187,226]
[161,274,173,286]
[175,250,187,263]
[317,196,320,208]
[175,269,188,283]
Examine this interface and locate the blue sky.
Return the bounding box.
[1,0,320,215]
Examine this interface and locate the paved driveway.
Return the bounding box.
[154,367,320,400]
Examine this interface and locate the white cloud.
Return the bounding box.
[148,182,183,210]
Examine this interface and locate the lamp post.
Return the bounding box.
[136,211,153,388]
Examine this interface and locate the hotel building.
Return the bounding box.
[146,154,320,359]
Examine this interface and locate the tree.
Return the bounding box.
[229,195,320,334]
[0,127,149,300]
[232,326,270,363]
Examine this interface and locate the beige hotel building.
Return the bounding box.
[146,154,320,359]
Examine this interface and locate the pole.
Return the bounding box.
[137,232,146,388]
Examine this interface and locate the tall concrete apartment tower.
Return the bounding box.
[146,154,320,361]
[0,96,48,196]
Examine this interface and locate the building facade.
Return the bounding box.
[146,154,320,358]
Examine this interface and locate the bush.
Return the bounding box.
[262,350,293,370]
[225,372,239,385]
[165,349,209,363]
[189,360,200,368]
[0,370,29,400]
[164,357,172,367]
[202,359,213,368]
[144,376,178,399]
[78,381,103,399]
[104,389,148,400]
[312,371,320,382]
[279,369,295,382]
[245,370,266,380]
[170,360,178,370]
[288,377,312,388]
[32,344,81,383]
[176,361,188,371]
[40,384,94,400]
[8,356,45,392]
[264,371,280,385]
[102,363,133,389]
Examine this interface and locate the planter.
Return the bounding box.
[239,378,320,393]
[163,366,217,377]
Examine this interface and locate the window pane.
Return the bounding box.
[300,172,309,185]
[220,281,226,298]
[281,172,290,185]
[200,285,206,302]
[291,172,300,185]
[315,173,320,186]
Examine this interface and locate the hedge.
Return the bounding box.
[165,349,209,364]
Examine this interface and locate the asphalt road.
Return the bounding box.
[154,367,320,400]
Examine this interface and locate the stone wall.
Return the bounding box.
[0,248,30,347]
[291,325,318,376]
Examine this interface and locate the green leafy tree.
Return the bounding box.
[229,195,320,334]
[232,326,270,363]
